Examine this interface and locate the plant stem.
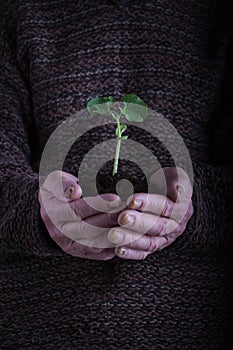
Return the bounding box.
[116,116,121,135]
[112,116,122,176]
[112,138,121,176]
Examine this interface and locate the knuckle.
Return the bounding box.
[172,223,181,235]
[166,220,177,234]
[78,220,87,235]
[174,210,185,223]
[179,221,187,234]
[158,236,169,250]
[147,198,155,212]
[108,212,119,226]
[168,234,178,246]
[89,246,103,254]
[49,227,62,242]
[103,254,115,261]
[139,251,150,260]
[161,198,173,217]
[62,240,74,255]
[137,219,146,233]
[59,221,66,231]
[169,232,179,241]
[151,219,164,236]
[171,225,181,238]
[174,202,189,223]
[157,222,165,236]
[147,236,157,252]
[165,235,173,245]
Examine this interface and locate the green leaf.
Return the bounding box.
[87,96,115,115]
[121,104,147,122]
[121,94,147,106]
[119,136,128,140]
[120,94,148,122]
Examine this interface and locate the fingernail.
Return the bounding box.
[108,230,123,244]
[128,199,143,209]
[65,185,75,199]
[107,200,121,209]
[120,214,135,225]
[176,185,184,200]
[118,247,127,256]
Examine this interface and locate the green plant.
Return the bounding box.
[87,94,148,176]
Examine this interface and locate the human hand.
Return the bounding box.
[108,167,193,260]
[38,170,122,260]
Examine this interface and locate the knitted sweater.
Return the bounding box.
[0,0,233,348]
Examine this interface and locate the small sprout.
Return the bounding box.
[87,94,148,176]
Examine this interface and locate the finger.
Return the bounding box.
[108,216,177,247]
[43,212,115,251]
[60,239,115,259]
[71,193,122,219]
[41,170,82,202]
[109,205,188,247]
[84,211,120,228]
[115,233,178,259]
[40,192,122,231]
[117,209,178,235]
[77,230,117,250]
[58,219,108,242]
[149,167,193,202]
[126,193,190,224]
[115,246,151,260]
[124,232,179,251]
[59,212,121,248]
[155,233,179,250]
[108,227,142,246]
[40,209,103,252]
[51,230,104,254]
[110,231,164,251]
[84,248,115,260]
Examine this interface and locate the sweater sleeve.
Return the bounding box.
[0,18,64,258]
[174,163,233,254]
[0,61,64,258]
[174,35,233,255]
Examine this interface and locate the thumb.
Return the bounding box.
[149,167,192,202]
[40,170,82,203]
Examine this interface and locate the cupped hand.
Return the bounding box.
[38,170,122,260]
[108,167,193,260]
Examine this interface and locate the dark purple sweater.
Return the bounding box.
[0,0,233,348]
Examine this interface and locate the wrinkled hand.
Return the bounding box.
[38,170,122,260]
[108,167,193,260]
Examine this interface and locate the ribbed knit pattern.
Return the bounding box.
[0,0,233,348]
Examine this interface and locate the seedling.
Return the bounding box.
[87,94,148,176]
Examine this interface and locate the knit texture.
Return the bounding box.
[0,0,233,348]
